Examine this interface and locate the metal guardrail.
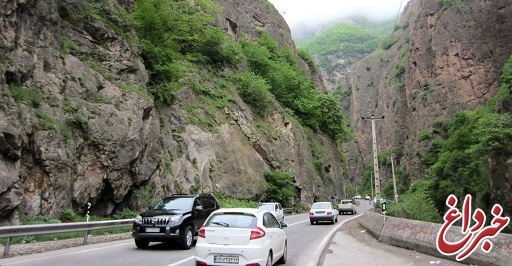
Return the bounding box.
[0,219,134,257]
[283,208,293,213]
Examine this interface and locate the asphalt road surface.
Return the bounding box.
[0,201,468,266]
[1,212,352,266]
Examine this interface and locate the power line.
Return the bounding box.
[392,0,406,34]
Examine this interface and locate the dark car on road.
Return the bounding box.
[132,193,220,249]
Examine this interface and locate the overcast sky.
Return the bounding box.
[268,0,410,27]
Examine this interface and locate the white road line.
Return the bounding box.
[286,219,309,226]
[307,213,364,266]
[165,256,195,266]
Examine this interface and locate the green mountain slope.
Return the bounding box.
[297,16,394,75]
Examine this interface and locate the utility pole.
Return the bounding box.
[370,172,374,199]
[362,114,384,200]
[390,154,399,203]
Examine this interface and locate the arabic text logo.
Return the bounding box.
[436,194,510,261]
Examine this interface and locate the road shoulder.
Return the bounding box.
[320,217,468,266]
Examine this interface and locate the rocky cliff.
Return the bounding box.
[0,0,344,225]
[345,0,512,199]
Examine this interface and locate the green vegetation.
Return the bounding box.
[132,0,238,105]
[299,23,379,56]
[263,171,295,207]
[85,91,110,104]
[427,107,512,213]
[5,85,43,108]
[382,38,399,50]
[298,20,391,74]
[387,180,442,223]
[381,167,407,201]
[59,208,76,222]
[119,83,152,101]
[239,31,350,140]
[214,193,258,208]
[389,56,512,223]
[131,0,350,140]
[297,48,318,74]
[233,72,273,115]
[60,35,78,56]
[440,0,455,10]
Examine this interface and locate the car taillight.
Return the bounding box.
[198,227,205,238]
[245,264,261,266]
[196,261,208,266]
[250,226,266,240]
[327,211,332,215]
[309,212,314,216]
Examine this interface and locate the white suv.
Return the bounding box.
[256,202,285,222]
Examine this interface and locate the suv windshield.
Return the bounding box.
[153,197,194,210]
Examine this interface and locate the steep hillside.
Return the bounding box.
[344,0,512,215]
[0,0,347,225]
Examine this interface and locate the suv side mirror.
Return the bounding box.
[148,206,154,210]
[280,222,288,228]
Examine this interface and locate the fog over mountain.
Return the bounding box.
[268,0,410,29]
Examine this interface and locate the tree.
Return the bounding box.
[263,171,295,206]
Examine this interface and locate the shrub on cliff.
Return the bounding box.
[263,171,295,207]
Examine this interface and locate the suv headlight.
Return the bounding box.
[135,215,142,224]
[169,215,182,224]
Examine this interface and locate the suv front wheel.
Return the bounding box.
[135,239,149,249]
[181,225,194,250]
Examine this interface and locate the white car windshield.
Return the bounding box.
[205,213,257,228]
[312,202,331,209]
[257,204,274,211]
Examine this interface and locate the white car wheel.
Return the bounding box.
[277,242,287,264]
[266,252,272,266]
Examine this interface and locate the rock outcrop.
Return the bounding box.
[0,0,344,225]
[345,0,512,201]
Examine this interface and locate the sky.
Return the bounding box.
[267,0,411,27]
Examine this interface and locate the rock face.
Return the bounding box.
[0,0,345,225]
[345,0,512,200]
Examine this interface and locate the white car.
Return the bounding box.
[257,202,285,222]
[309,202,339,225]
[195,208,288,266]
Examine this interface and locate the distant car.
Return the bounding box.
[257,202,285,222]
[132,193,220,249]
[195,208,288,266]
[309,202,339,225]
[338,199,357,215]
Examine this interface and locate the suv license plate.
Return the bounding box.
[214,255,239,264]
[146,228,160,233]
